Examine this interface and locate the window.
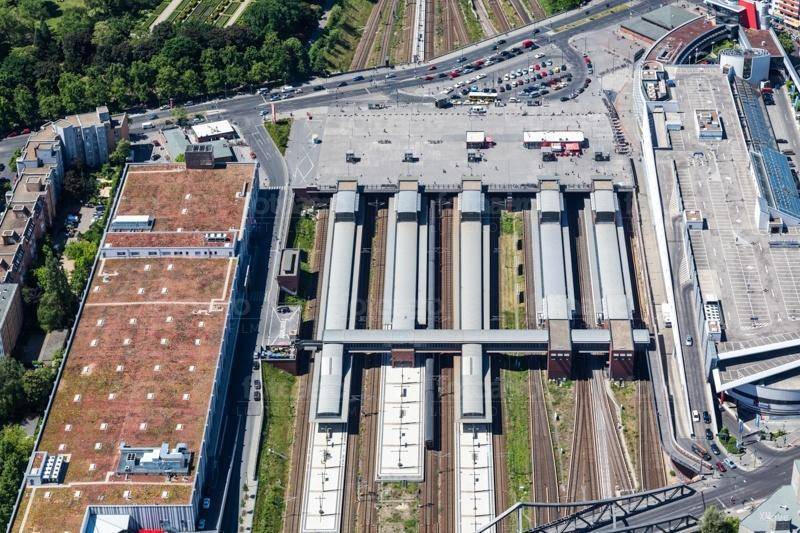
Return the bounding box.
[153,364,161,372]
[146,392,155,400]
[139,422,147,431]
[73,394,81,402]
[108,393,116,400]
[176,423,184,431]
[99,422,108,431]
[64,424,72,432]
[94,443,102,450]
[116,365,124,372]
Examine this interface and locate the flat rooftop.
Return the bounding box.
[645,17,713,63]
[288,104,628,188]
[13,258,236,533]
[12,163,254,533]
[657,66,800,346]
[115,163,252,234]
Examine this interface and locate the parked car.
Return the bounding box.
[313,85,326,91]
[202,498,211,510]
[254,391,261,402]
[254,379,262,391]
[703,411,712,424]
[148,113,158,120]
[705,428,713,440]
[692,410,700,422]
[715,461,726,473]
[259,110,269,116]
[710,443,721,455]
[724,457,737,469]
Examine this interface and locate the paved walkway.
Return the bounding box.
[150,0,184,28]
[225,0,253,27]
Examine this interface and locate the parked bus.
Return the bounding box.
[468,91,498,102]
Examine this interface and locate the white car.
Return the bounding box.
[508,97,519,103]
[503,74,511,81]
[202,497,211,510]
[456,80,465,87]
[445,87,454,94]
[535,53,545,58]
[477,73,487,79]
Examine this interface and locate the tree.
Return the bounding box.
[63,169,94,202]
[699,506,738,533]
[58,71,89,114]
[0,359,24,425]
[35,248,75,332]
[22,365,55,411]
[8,149,21,174]
[65,238,98,294]
[779,31,795,55]
[109,139,130,167]
[170,106,188,124]
[13,86,37,125]
[0,425,33,527]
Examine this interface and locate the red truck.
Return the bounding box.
[522,39,535,48]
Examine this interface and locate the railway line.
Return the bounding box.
[341,358,365,533]
[309,207,330,337]
[351,0,392,70]
[522,209,536,329]
[438,199,454,329]
[486,0,511,32]
[424,0,435,59]
[594,368,635,495]
[282,359,313,533]
[509,0,532,24]
[442,0,469,54]
[638,361,667,489]
[567,198,595,329]
[420,355,455,532]
[566,357,599,503]
[399,0,416,63]
[529,364,559,525]
[526,0,545,19]
[356,361,381,531]
[492,362,509,523]
[367,200,388,330]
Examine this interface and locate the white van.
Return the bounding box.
[692,410,700,423]
[142,121,154,130]
[280,85,294,93]
[469,105,487,115]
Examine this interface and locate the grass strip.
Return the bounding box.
[252,365,298,533]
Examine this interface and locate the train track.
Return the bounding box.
[566,358,599,503]
[351,0,392,70]
[508,0,531,24]
[529,365,559,525]
[486,0,510,32]
[424,0,435,60]
[595,369,635,495]
[638,369,667,489]
[420,355,455,531]
[442,0,469,53]
[526,0,545,19]
[567,199,594,328]
[380,0,400,65]
[439,199,453,329]
[309,208,329,337]
[522,209,536,329]
[341,358,365,533]
[282,360,313,533]
[356,361,381,531]
[367,201,387,330]
[492,361,509,521]
[401,0,416,63]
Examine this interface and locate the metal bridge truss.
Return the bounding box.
[600,515,698,533]
[478,484,696,533]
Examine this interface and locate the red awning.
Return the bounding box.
[485,136,494,144]
[565,142,581,151]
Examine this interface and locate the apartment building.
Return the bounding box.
[0,283,23,357]
[0,168,57,283]
[53,106,129,169]
[10,160,258,533]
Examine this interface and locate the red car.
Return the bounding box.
[424,75,434,81]
[250,151,257,160]
[522,39,534,48]
[584,56,591,64]
[152,139,161,146]
[428,65,437,71]
[715,461,726,473]
[21,128,30,135]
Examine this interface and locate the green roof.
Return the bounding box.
[642,5,696,29]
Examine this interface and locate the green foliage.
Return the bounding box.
[537,0,581,16]
[0,0,320,135]
[699,506,739,533]
[252,365,296,533]
[171,105,189,124]
[21,365,56,412]
[65,239,98,295]
[175,153,185,162]
[108,139,130,167]
[264,118,291,154]
[0,425,34,528]
[34,245,75,332]
[779,31,795,55]
[8,149,21,174]
[0,359,24,426]
[717,427,740,455]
